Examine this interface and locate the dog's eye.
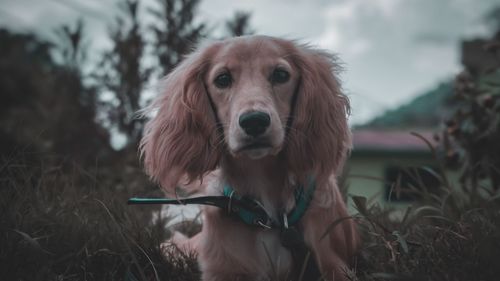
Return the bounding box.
[214,73,232,89]
[270,68,290,84]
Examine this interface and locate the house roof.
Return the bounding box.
[352,130,437,153]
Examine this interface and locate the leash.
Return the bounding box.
[128,194,274,228]
[128,177,315,230]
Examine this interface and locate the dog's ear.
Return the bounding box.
[286,46,351,184]
[140,46,221,195]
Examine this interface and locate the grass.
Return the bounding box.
[0,154,199,281]
[1,152,500,281]
[350,154,500,281]
[352,194,500,280]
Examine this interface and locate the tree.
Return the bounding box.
[55,20,88,72]
[52,21,111,161]
[440,27,500,191]
[94,0,152,149]
[225,11,254,37]
[148,0,206,75]
[0,27,110,163]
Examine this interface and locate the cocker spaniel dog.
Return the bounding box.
[140,35,359,281]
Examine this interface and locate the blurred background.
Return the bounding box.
[1,0,500,280]
[2,0,499,127]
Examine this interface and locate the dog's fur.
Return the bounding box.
[141,36,359,281]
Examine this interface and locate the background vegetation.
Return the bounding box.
[1,1,500,280]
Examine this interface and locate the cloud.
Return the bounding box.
[316,0,357,50]
[2,0,499,125]
[412,44,459,73]
[198,0,328,39]
[315,0,405,57]
[313,0,500,124]
[371,0,402,17]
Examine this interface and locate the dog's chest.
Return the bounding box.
[203,209,294,278]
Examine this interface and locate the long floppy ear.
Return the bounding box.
[140,46,221,195]
[286,45,351,185]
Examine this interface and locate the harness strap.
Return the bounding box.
[222,176,315,228]
[128,177,315,230]
[128,195,271,228]
[287,176,315,225]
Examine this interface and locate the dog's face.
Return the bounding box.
[204,38,299,159]
[141,36,351,192]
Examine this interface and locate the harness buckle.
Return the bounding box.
[227,190,235,213]
[256,220,272,229]
[283,213,289,229]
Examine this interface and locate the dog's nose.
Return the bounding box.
[239,111,270,137]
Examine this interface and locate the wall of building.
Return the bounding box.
[344,151,446,212]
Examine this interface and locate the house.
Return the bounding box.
[346,129,441,208]
[343,80,454,208]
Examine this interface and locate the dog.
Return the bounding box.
[140,35,359,281]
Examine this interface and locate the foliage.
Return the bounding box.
[351,30,500,281]
[351,184,500,281]
[225,11,254,37]
[440,35,500,190]
[55,19,89,72]
[148,0,206,76]
[0,154,200,281]
[0,28,110,164]
[93,0,153,149]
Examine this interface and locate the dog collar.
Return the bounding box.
[128,177,316,230]
[222,177,316,229]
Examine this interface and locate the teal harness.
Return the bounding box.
[221,177,316,229]
[128,177,316,230]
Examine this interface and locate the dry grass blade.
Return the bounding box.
[399,206,413,231]
[391,231,408,254]
[410,132,452,190]
[125,232,160,281]
[261,241,278,280]
[297,251,312,281]
[320,216,356,241]
[95,199,148,281]
[370,272,416,280]
[11,229,53,255]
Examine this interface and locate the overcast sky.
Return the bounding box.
[1,0,498,125]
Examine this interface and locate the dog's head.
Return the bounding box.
[141,36,351,194]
